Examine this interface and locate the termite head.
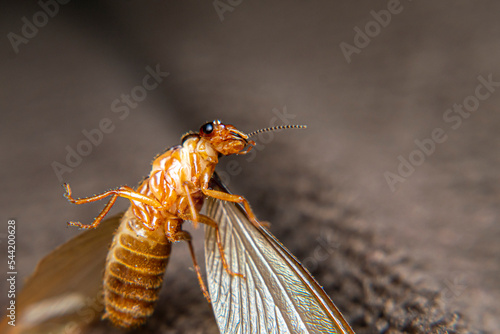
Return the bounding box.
[197,120,254,156]
[183,120,307,157]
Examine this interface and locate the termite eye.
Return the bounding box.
[201,122,214,135]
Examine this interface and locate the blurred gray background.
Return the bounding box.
[1,1,499,333]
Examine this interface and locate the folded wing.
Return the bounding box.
[0,215,122,334]
[204,177,355,334]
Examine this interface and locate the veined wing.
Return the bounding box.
[204,177,355,334]
[0,214,122,334]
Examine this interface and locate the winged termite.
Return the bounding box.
[1,120,355,333]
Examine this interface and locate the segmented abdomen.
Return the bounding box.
[103,208,171,328]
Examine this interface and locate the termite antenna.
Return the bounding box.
[247,124,307,138]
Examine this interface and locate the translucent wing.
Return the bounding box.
[0,214,122,334]
[204,177,355,334]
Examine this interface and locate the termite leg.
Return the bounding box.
[67,192,118,229]
[63,183,162,229]
[183,182,198,229]
[201,167,262,229]
[64,183,162,208]
[181,212,245,279]
[202,187,261,229]
[168,229,211,303]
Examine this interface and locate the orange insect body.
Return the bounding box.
[103,208,170,327]
[64,121,305,328]
[130,121,248,231]
[98,121,252,327]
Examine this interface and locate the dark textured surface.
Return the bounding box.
[1,1,499,333]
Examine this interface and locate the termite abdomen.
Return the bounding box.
[103,209,171,328]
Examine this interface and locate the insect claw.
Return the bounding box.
[260,220,272,229]
[203,290,212,303]
[226,270,245,280]
[62,183,69,197]
[63,183,78,203]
